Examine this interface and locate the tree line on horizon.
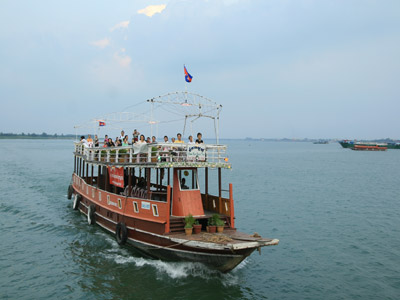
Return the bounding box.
[0,132,75,139]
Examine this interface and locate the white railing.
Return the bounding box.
[74,142,230,166]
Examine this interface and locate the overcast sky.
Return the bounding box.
[0,0,399,139]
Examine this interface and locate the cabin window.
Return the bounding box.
[179,169,199,190]
[99,192,102,201]
[152,204,159,217]
[107,195,110,202]
[118,198,122,209]
[86,186,89,195]
[133,201,139,213]
[92,189,95,198]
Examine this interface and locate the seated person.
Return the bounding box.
[181,178,189,190]
[174,133,184,143]
[195,132,204,144]
[107,138,115,147]
[122,135,129,146]
[137,134,147,144]
[188,135,195,144]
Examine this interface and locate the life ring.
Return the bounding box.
[73,194,82,210]
[87,204,96,225]
[67,184,73,199]
[116,222,128,245]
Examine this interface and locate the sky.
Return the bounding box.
[0,0,399,140]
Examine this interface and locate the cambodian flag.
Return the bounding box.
[99,121,106,127]
[184,65,192,83]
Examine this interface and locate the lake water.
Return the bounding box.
[1,139,399,299]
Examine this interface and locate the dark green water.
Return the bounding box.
[1,140,399,299]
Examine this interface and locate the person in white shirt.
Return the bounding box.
[188,135,195,144]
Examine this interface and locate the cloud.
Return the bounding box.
[137,4,166,17]
[90,38,110,49]
[113,48,131,67]
[110,20,130,32]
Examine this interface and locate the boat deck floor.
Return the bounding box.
[166,229,274,245]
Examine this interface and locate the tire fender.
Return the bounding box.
[88,204,96,225]
[116,222,128,245]
[67,184,73,200]
[73,194,82,210]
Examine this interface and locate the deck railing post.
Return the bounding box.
[229,183,234,228]
[166,185,171,233]
[218,167,222,214]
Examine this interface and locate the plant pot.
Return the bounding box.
[207,225,216,233]
[185,227,193,236]
[217,226,224,233]
[151,157,158,163]
[193,224,202,234]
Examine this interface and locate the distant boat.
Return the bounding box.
[351,145,387,151]
[313,140,328,144]
[339,140,388,151]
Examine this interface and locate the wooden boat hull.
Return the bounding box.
[75,190,261,273]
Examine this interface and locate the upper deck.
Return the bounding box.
[74,142,231,169]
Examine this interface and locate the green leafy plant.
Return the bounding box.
[215,219,224,227]
[184,214,195,229]
[207,217,215,226]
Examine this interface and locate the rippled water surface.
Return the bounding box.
[1,139,399,299]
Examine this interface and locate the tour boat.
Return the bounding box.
[68,92,278,272]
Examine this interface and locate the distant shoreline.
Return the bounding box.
[1,134,399,143]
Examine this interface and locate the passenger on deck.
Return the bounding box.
[163,136,169,143]
[115,138,121,147]
[80,136,88,147]
[188,135,195,144]
[87,134,93,143]
[146,137,151,143]
[171,137,176,143]
[119,130,125,141]
[132,129,140,143]
[174,133,184,143]
[181,178,189,190]
[196,132,204,144]
[122,135,129,146]
[151,136,157,144]
[137,134,146,144]
[94,135,99,147]
[107,138,115,147]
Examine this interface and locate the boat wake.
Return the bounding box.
[101,235,246,284]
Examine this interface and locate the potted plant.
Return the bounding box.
[151,146,159,162]
[193,220,202,234]
[109,149,116,162]
[184,214,195,236]
[215,218,225,233]
[118,149,129,163]
[207,217,216,233]
[212,214,224,233]
[100,150,107,162]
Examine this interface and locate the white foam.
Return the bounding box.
[100,245,243,284]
